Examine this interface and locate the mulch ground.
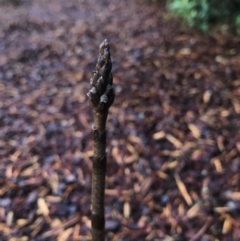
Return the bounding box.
[0,0,240,240]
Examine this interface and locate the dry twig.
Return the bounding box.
[87,39,115,241]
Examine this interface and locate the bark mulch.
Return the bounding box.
[0,0,240,240]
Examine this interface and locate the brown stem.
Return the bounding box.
[87,40,114,241]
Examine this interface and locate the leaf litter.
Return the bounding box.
[0,0,240,240]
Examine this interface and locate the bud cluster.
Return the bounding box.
[87,39,115,113]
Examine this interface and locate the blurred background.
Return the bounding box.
[0,0,240,240]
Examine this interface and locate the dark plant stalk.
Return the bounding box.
[87,39,115,241]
